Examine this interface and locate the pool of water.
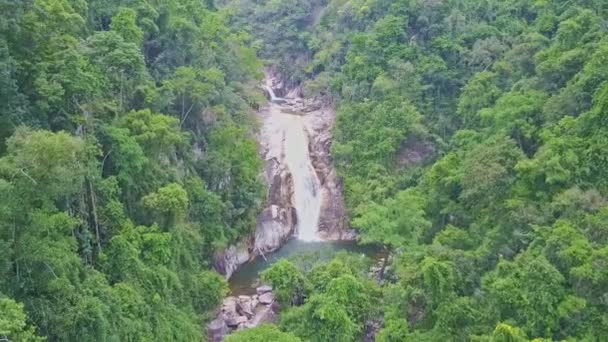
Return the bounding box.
[229,238,382,295]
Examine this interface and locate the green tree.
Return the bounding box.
[483,254,566,336]
[111,8,144,46]
[421,257,455,307]
[281,295,358,342]
[491,323,528,342]
[261,259,308,306]
[376,317,409,342]
[0,298,44,342]
[143,183,189,228]
[0,0,266,340]
[353,189,430,276]
[162,67,225,126]
[0,39,28,153]
[457,71,501,127]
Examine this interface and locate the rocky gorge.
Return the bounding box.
[213,75,353,280]
[207,75,355,339]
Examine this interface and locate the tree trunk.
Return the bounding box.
[87,177,102,252]
[379,246,390,280]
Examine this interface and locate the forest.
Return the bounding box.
[0,0,265,340]
[2,0,608,341]
[223,0,608,340]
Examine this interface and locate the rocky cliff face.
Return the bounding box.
[213,242,251,280]
[267,68,353,240]
[213,93,298,279]
[253,109,298,255]
[210,75,354,340]
[279,96,354,240]
[304,103,354,240]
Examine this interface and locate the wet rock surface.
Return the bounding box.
[254,108,298,252]
[207,318,228,342]
[254,204,295,254]
[276,94,355,240]
[303,105,354,240]
[213,242,251,279]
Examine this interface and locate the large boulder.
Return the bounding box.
[249,303,277,327]
[237,295,255,318]
[256,285,272,295]
[254,205,296,255]
[258,292,275,305]
[251,297,259,310]
[222,297,237,312]
[207,318,228,342]
[225,316,248,328]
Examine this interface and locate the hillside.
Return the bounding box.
[0,1,265,340]
[223,0,608,340]
[2,0,608,341]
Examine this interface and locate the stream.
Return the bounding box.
[227,85,378,295]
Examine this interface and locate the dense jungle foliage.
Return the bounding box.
[3,0,608,340]
[223,0,608,340]
[0,0,267,340]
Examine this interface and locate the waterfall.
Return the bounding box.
[264,84,287,104]
[264,85,278,101]
[283,113,322,242]
[264,87,322,241]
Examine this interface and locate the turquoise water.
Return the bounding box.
[228,238,381,295]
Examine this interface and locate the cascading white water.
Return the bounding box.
[264,85,279,101]
[228,81,371,295]
[263,84,322,241]
[283,113,322,241]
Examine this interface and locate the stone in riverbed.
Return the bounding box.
[225,315,248,327]
[256,285,272,295]
[251,298,259,310]
[207,318,228,342]
[222,296,238,313]
[259,292,274,305]
[237,296,254,318]
[249,303,277,326]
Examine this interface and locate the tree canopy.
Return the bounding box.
[223,0,608,340]
[0,0,263,340]
[2,0,608,340]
